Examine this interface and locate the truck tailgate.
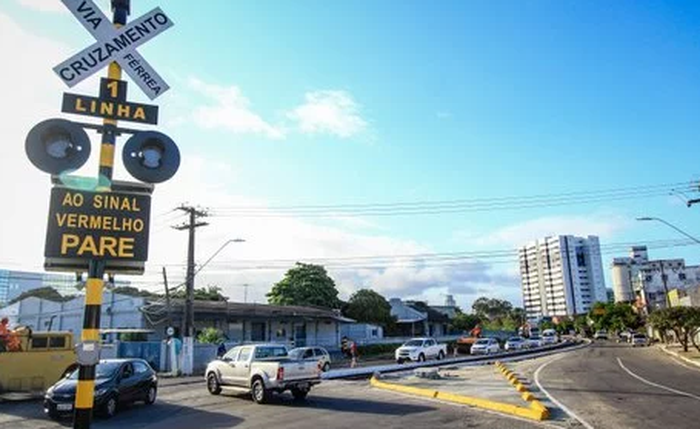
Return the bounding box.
[281,360,320,381]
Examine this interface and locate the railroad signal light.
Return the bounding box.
[122,131,180,183]
[25,118,91,175]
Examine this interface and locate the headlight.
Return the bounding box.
[95,388,109,397]
[45,387,55,398]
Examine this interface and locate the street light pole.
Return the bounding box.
[635,217,700,309]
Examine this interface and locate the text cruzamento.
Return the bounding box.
[56,11,169,83]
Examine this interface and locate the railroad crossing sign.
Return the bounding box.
[54,0,173,100]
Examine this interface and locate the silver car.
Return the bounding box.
[505,337,526,351]
[289,346,332,372]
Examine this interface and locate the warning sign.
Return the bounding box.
[45,187,151,261]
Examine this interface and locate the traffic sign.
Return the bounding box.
[62,79,159,124]
[54,0,173,100]
[44,185,151,262]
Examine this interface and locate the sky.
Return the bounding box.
[1,0,700,310]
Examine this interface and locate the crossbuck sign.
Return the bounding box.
[54,0,173,100]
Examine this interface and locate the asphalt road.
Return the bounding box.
[0,378,542,429]
[536,341,700,429]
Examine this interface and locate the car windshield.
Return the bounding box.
[254,346,288,359]
[530,336,541,340]
[633,334,646,339]
[287,349,305,359]
[68,361,121,380]
[508,337,522,342]
[475,339,490,345]
[404,340,424,347]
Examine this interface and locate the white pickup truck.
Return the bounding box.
[395,338,447,364]
[205,344,321,404]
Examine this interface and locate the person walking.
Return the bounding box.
[350,341,358,368]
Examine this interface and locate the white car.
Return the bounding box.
[504,337,526,351]
[526,336,543,348]
[470,338,500,355]
[288,347,332,372]
[631,333,648,347]
[395,338,447,363]
[594,330,608,340]
[541,329,558,345]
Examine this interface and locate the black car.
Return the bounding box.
[44,358,158,419]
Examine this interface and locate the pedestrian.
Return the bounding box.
[0,318,9,352]
[350,341,358,368]
[217,341,227,358]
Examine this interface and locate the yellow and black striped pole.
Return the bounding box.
[73,2,129,428]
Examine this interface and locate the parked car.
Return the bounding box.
[631,333,649,347]
[395,338,447,363]
[542,329,558,345]
[289,347,332,372]
[470,338,500,355]
[594,330,608,340]
[526,336,543,348]
[617,331,632,343]
[504,337,526,351]
[44,359,157,420]
[205,344,321,404]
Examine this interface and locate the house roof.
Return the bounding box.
[164,299,354,322]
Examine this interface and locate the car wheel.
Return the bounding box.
[145,385,157,405]
[291,388,309,401]
[322,362,331,372]
[396,358,404,364]
[437,351,445,360]
[207,373,222,395]
[102,395,118,419]
[251,378,270,404]
[418,354,426,362]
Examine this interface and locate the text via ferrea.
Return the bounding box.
[45,187,151,262]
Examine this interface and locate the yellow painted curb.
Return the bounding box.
[514,383,527,392]
[521,392,534,401]
[496,364,550,421]
[370,377,548,421]
[370,377,438,398]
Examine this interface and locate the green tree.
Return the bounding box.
[197,327,225,344]
[344,289,394,326]
[588,302,643,333]
[8,287,75,306]
[450,313,481,333]
[471,297,513,321]
[267,263,341,308]
[573,314,590,335]
[648,307,700,352]
[172,286,227,301]
[112,286,159,298]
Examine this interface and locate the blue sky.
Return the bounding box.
[2,0,700,307]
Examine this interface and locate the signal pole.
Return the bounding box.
[172,206,209,338]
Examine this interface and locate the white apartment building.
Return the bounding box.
[519,235,607,319]
[611,246,649,303]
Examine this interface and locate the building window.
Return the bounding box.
[679,273,687,281]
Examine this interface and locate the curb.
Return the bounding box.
[659,345,700,369]
[495,360,550,420]
[370,375,549,421]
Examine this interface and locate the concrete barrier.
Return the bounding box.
[370,376,549,421]
[496,363,550,420]
[324,340,583,380]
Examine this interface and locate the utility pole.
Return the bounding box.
[172,205,209,338]
[243,283,249,303]
[162,267,173,328]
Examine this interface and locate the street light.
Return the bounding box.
[635,217,700,245]
[194,238,246,278]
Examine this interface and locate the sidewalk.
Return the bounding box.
[659,344,700,368]
[157,375,204,387]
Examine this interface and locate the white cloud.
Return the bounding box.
[188,78,285,139]
[465,214,630,249]
[288,90,367,138]
[16,0,68,13]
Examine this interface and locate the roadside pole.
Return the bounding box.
[72,3,128,428]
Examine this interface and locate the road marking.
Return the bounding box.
[616,357,700,401]
[534,354,596,429]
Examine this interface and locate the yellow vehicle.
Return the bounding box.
[0,329,76,393]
